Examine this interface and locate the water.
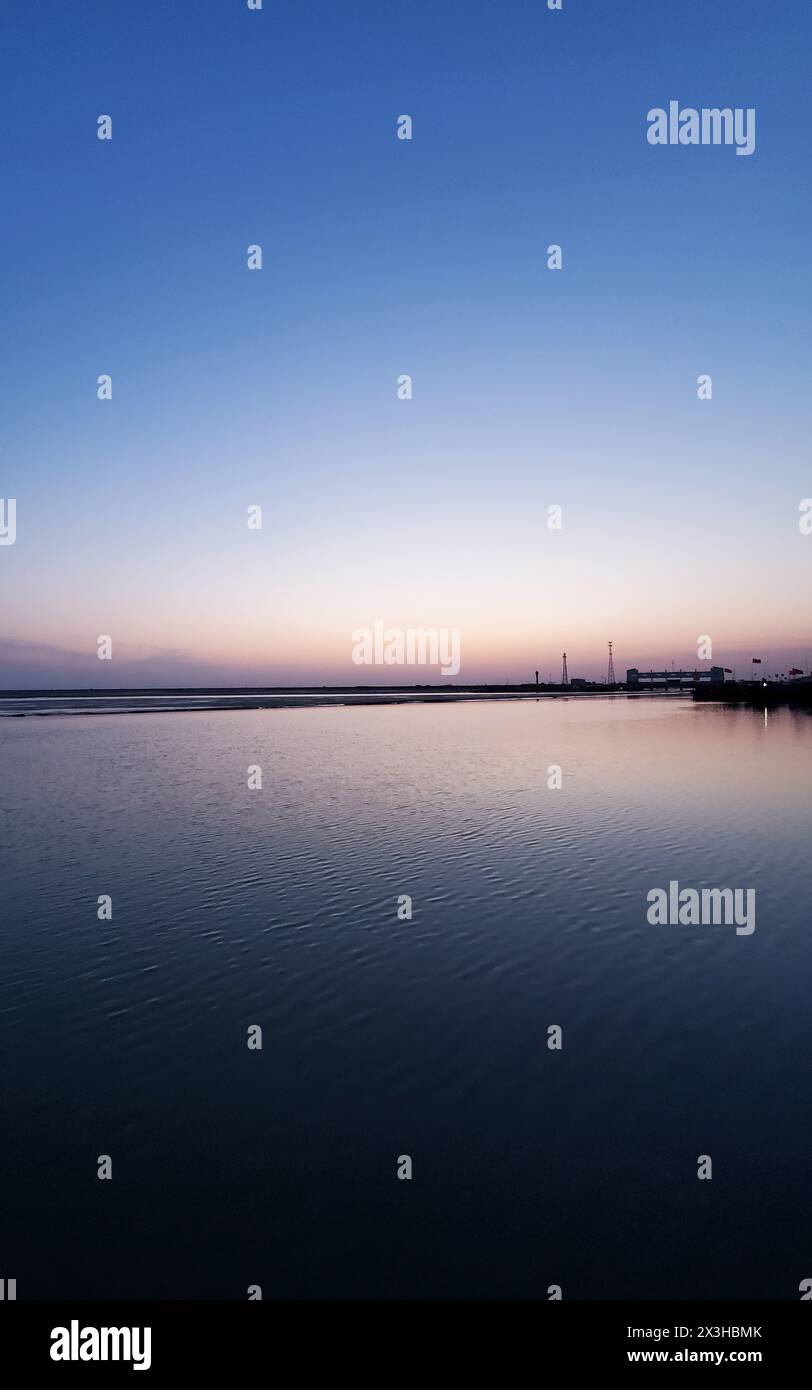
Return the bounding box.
[2,696,811,1299]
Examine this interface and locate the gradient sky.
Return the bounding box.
[1,0,810,686]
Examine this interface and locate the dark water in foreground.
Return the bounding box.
[2,697,811,1300]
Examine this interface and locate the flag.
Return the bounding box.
[752,657,762,664]
[724,668,733,673]
[790,668,803,676]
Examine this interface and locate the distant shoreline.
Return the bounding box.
[0,684,673,718]
[3,681,806,719]
[1,683,622,697]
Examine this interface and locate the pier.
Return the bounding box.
[693,680,812,708]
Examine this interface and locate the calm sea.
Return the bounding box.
[2,696,811,1299]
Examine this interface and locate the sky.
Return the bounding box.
[1,0,810,687]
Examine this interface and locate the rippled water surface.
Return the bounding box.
[3,697,811,1298]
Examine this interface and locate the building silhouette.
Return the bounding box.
[626,667,725,689]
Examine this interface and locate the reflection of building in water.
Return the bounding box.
[626,667,725,689]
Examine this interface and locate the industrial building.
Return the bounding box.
[626,667,725,689]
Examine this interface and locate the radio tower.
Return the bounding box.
[607,640,616,685]
[561,652,569,686]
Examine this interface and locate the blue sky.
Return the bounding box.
[1,0,810,685]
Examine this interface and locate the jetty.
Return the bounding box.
[693,680,812,709]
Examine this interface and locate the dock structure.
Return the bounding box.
[694,679,812,708]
